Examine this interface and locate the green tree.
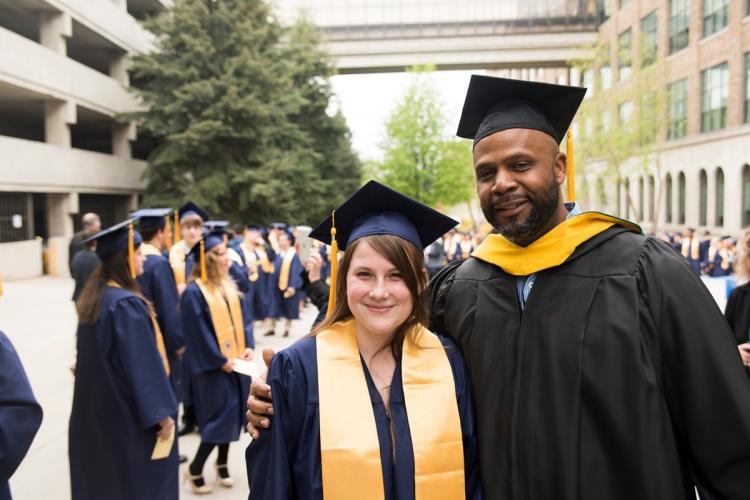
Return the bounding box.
[371,66,475,209]
[126,0,360,224]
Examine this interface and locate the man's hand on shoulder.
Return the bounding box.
[246,347,276,439]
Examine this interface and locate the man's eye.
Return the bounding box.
[513,162,530,170]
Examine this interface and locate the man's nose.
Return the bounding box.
[491,168,518,194]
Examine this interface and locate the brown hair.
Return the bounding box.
[76,247,147,324]
[311,234,428,360]
[188,243,234,289]
[735,229,750,279]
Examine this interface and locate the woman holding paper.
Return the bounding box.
[70,219,178,500]
[180,228,254,494]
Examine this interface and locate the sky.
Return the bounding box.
[329,69,483,162]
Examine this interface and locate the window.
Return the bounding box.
[618,101,634,130]
[583,68,595,98]
[648,175,655,222]
[638,177,645,221]
[744,165,750,226]
[678,172,686,224]
[617,180,622,217]
[745,52,750,123]
[618,29,632,80]
[703,0,729,38]
[666,173,673,223]
[598,0,611,23]
[667,78,688,139]
[701,62,729,132]
[699,169,708,226]
[600,44,613,90]
[624,178,631,219]
[715,168,724,226]
[669,0,690,54]
[641,11,658,67]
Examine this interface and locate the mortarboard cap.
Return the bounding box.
[204,220,230,232]
[178,201,210,222]
[456,75,586,146]
[131,208,172,231]
[245,223,263,232]
[187,229,229,281]
[84,218,143,278]
[270,222,287,230]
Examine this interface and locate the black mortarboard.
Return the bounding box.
[309,180,457,251]
[456,75,586,145]
[84,218,143,278]
[131,208,172,231]
[178,201,210,222]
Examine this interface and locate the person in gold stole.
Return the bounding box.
[246,180,482,500]
[169,201,209,296]
[180,229,254,494]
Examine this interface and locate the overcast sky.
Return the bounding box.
[329,69,483,162]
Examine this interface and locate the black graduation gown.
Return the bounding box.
[245,335,482,500]
[0,332,42,500]
[430,227,750,500]
[69,287,178,500]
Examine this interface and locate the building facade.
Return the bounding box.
[0,0,168,279]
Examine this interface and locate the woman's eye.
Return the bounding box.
[356,271,371,278]
[388,273,403,280]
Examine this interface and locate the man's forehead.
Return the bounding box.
[472,128,558,159]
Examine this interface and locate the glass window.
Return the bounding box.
[638,177,644,221]
[641,11,658,67]
[699,169,708,226]
[583,68,595,99]
[715,168,724,226]
[648,175,655,222]
[745,52,750,123]
[598,0,611,23]
[701,62,729,133]
[624,178,631,219]
[667,78,688,139]
[600,43,612,90]
[744,165,750,227]
[666,173,673,223]
[669,0,690,54]
[678,172,686,224]
[618,29,632,80]
[703,0,729,38]
[618,101,634,130]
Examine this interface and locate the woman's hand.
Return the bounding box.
[241,348,254,361]
[156,416,174,441]
[222,360,234,373]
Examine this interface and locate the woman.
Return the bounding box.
[246,180,482,499]
[181,229,254,494]
[266,230,303,338]
[70,219,178,500]
[724,230,750,372]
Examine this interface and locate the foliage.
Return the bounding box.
[126,0,361,224]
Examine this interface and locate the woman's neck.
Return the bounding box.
[354,321,395,362]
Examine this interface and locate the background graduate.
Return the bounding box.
[180,229,254,494]
[266,230,303,337]
[70,219,178,500]
[0,331,43,500]
[169,201,209,295]
[246,180,482,500]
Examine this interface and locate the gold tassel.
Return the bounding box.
[223,233,228,245]
[174,211,181,243]
[128,223,136,279]
[200,239,207,282]
[566,128,576,203]
[326,211,338,318]
[164,215,172,250]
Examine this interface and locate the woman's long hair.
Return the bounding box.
[76,249,144,325]
[188,243,236,292]
[311,234,429,360]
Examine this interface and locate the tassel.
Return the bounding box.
[326,211,338,318]
[174,211,181,243]
[164,216,172,250]
[200,239,207,282]
[128,223,136,279]
[223,233,228,245]
[566,128,576,203]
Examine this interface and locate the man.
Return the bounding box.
[68,213,101,274]
[233,224,275,333]
[70,239,99,302]
[168,202,209,295]
[266,231,302,338]
[680,227,703,275]
[248,76,750,499]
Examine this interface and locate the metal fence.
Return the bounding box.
[0,192,33,243]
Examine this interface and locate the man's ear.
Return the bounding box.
[555,151,567,186]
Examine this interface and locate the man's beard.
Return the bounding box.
[482,175,560,247]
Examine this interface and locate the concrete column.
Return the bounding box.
[112,122,136,159]
[109,53,130,87]
[39,11,71,56]
[47,192,78,239]
[44,100,76,147]
[127,194,139,213]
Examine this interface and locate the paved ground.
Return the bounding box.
[1,275,311,500]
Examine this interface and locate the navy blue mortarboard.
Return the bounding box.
[84,218,143,277]
[131,208,172,231]
[270,222,287,230]
[204,220,230,232]
[309,180,457,251]
[178,201,210,222]
[186,229,229,281]
[456,75,586,146]
[246,223,263,232]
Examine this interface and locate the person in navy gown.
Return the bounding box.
[266,231,303,337]
[70,219,178,500]
[181,230,254,494]
[246,181,482,500]
[0,331,43,500]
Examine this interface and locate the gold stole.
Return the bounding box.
[681,237,700,260]
[106,280,170,375]
[472,212,641,276]
[719,248,731,270]
[240,242,260,282]
[195,279,246,360]
[317,319,465,499]
[278,248,296,291]
[142,243,162,258]
[168,241,187,285]
[256,246,274,274]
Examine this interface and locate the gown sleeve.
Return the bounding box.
[240,295,255,350]
[246,351,306,500]
[290,255,304,290]
[636,238,750,499]
[230,262,251,294]
[180,285,227,373]
[0,332,43,483]
[112,298,177,429]
[151,259,184,352]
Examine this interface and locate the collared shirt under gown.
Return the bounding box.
[0,332,43,500]
[69,286,178,500]
[245,335,482,500]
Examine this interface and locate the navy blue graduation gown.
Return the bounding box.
[245,335,482,500]
[269,251,304,320]
[69,286,178,500]
[138,254,186,400]
[180,283,253,443]
[0,332,42,500]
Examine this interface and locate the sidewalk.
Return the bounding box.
[1,275,313,499]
